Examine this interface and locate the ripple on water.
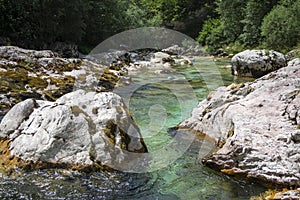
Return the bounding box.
[0,58,265,199]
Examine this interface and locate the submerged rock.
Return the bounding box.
[0,90,147,173]
[231,49,286,78]
[178,59,300,187]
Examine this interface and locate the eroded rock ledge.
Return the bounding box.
[178,58,300,187]
[0,90,147,173]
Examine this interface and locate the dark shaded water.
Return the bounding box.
[0,138,265,200]
[0,58,264,199]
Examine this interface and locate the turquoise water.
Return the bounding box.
[0,58,265,199]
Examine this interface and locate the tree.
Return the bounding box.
[37,0,86,44]
[161,0,217,38]
[0,0,86,48]
[0,0,40,45]
[261,0,300,51]
[217,0,247,43]
[197,18,227,52]
[239,0,279,48]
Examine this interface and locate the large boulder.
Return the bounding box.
[231,49,286,78]
[178,58,300,187]
[0,90,147,172]
[286,49,300,62]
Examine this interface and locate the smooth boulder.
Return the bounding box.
[0,90,147,172]
[178,59,300,187]
[231,49,286,78]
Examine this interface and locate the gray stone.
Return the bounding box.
[231,49,286,78]
[286,49,300,61]
[178,60,300,187]
[153,52,171,60]
[0,99,37,138]
[0,46,55,62]
[273,189,300,199]
[162,45,185,55]
[48,42,79,58]
[0,90,147,169]
[212,48,229,57]
[0,46,112,117]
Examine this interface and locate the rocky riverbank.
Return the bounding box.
[177,58,300,188]
[0,46,100,117]
[0,45,197,174]
[0,46,195,118]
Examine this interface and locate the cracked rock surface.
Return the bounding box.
[0,90,147,172]
[178,58,300,187]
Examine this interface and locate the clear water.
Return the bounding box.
[0,58,265,199]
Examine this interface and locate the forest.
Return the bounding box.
[0,0,299,54]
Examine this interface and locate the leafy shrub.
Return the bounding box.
[261,0,300,52]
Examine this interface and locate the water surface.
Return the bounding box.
[0,58,264,200]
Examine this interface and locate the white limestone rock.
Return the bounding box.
[178,60,300,187]
[0,90,147,170]
[231,49,286,78]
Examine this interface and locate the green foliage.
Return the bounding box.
[1,0,299,54]
[38,0,87,43]
[0,0,163,51]
[197,18,226,53]
[223,41,245,55]
[81,0,128,47]
[239,0,278,48]
[160,0,217,38]
[198,0,300,54]
[0,0,87,47]
[0,0,39,43]
[261,0,300,52]
[217,0,247,43]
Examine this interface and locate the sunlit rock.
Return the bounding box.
[231,49,286,78]
[0,90,147,172]
[178,59,300,187]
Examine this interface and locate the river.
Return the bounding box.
[0,57,266,199]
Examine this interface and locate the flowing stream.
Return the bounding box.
[0,58,266,199]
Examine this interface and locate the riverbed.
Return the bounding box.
[0,58,266,199]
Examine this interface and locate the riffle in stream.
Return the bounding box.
[0,58,265,199]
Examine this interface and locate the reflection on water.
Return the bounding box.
[0,58,263,200]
